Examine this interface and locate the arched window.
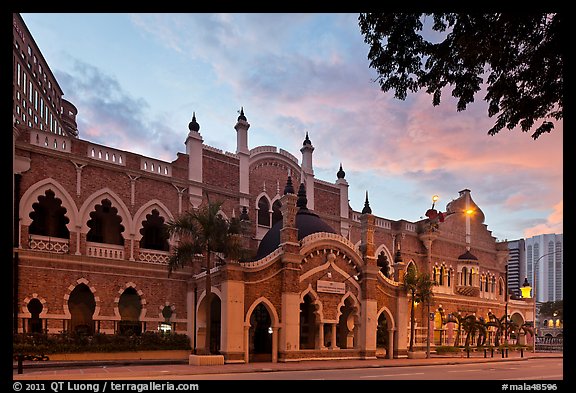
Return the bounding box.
[439,265,445,285]
[29,189,70,239]
[257,197,270,227]
[86,199,125,245]
[461,267,468,286]
[377,252,391,278]
[139,209,169,251]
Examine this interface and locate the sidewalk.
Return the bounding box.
[13,351,562,380]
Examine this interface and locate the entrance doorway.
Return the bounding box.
[249,303,272,362]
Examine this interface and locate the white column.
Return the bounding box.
[280,292,300,352]
[220,280,245,359]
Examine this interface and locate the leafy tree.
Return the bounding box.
[403,266,435,352]
[358,13,562,139]
[165,200,247,354]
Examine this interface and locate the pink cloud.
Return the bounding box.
[524,200,563,238]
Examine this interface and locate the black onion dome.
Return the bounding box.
[337,163,345,179]
[255,180,336,260]
[188,112,200,132]
[237,107,247,121]
[255,209,337,260]
[303,132,311,146]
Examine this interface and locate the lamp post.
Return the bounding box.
[504,264,509,345]
[530,250,561,353]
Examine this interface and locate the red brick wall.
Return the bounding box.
[202,149,239,192]
[314,182,340,217]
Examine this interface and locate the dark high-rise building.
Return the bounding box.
[12,13,78,138]
[506,239,525,298]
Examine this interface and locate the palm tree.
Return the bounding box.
[486,312,507,347]
[506,319,534,346]
[165,199,247,355]
[403,266,435,352]
[461,314,488,347]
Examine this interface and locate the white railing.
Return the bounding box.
[30,130,71,153]
[28,234,70,254]
[138,249,170,264]
[86,242,124,260]
[140,157,172,176]
[87,144,126,166]
[375,217,392,229]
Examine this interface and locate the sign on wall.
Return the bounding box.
[317,280,346,295]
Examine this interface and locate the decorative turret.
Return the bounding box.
[296,182,308,210]
[284,175,295,195]
[361,191,372,214]
[336,163,350,238]
[234,107,250,154]
[235,108,251,211]
[185,112,204,207]
[300,132,315,210]
[360,191,375,259]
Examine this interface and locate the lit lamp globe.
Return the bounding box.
[521,277,532,298]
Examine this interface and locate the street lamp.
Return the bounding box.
[530,250,561,353]
[520,277,532,299]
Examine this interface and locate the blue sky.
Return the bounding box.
[20,13,563,242]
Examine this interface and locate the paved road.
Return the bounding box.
[13,351,563,382]
[168,358,562,380]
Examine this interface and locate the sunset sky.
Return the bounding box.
[20,13,563,242]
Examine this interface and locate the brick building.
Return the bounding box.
[12,13,534,363]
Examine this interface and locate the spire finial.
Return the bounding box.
[188,112,200,132]
[361,191,372,214]
[237,106,247,121]
[337,163,345,179]
[303,132,311,146]
[283,175,295,195]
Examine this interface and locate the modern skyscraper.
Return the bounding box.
[506,239,525,298]
[525,234,563,303]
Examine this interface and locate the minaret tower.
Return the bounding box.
[336,163,350,238]
[300,132,315,210]
[185,112,204,207]
[235,107,251,213]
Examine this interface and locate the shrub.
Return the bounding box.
[13,332,191,355]
[434,345,462,354]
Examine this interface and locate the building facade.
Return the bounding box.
[525,234,563,303]
[506,239,525,298]
[12,13,534,362]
